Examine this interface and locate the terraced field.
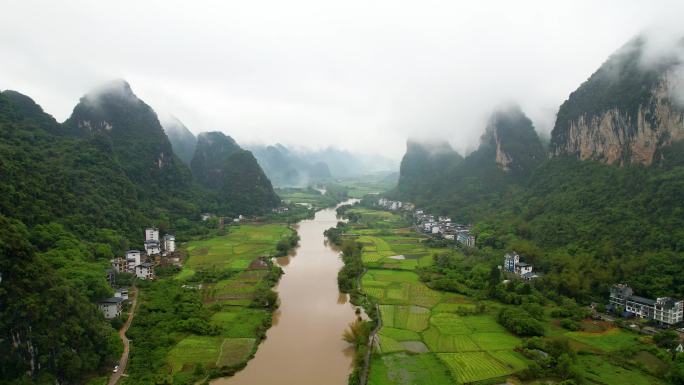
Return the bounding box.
[361,267,528,384]
[343,208,529,385]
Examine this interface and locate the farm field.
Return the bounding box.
[362,266,529,384]
[182,224,293,273]
[578,355,667,385]
[335,175,396,198]
[276,187,339,208]
[134,224,293,380]
[346,207,670,385]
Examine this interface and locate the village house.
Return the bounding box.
[503,252,539,279]
[163,234,176,254]
[144,227,161,256]
[456,231,475,248]
[135,262,155,280]
[609,284,684,325]
[110,257,127,273]
[98,297,124,319]
[125,249,142,271]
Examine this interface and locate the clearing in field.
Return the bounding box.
[565,327,641,352]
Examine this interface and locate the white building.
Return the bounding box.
[144,240,161,256]
[98,297,124,319]
[456,231,476,248]
[515,262,533,276]
[135,262,155,280]
[114,288,129,300]
[125,250,141,271]
[163,234,176,254]
[610,284,684,325]
[145,227,159,242]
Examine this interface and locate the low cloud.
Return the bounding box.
[2,1,684,158]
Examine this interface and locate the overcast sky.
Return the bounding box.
[1,0,683,159]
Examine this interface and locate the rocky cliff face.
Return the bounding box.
[480,105,546,175]
[551,37,684,165]
[64,80,191,188]
[553,77,684,165]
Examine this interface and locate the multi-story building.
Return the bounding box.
[163,234,176,254]
[135,262,155,280]
[145,227,159,242]
[503,252,520,273]
[609,284,683,325]
[456,231,475,248]
[126,250,141,271]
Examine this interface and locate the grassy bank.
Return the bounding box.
[122,224,295,384]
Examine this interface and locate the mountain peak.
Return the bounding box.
[161,116,197,166]
[479,105,545,174]
[550,35,684,165]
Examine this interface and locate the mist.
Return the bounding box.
[2,0,684,159]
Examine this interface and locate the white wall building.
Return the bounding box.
[163,234,176,253]
[135,262,155,280]
[125,250,141,271]
[145,227,159,242]
[144,241,161,256]
[98,297,124,319]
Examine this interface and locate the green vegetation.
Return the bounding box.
[276,184,347,210]
[332,206,680,385]
[0,83,286,384]
[334,173,397,198]
[123,224,294,384]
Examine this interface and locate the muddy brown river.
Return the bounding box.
[214,200,359,385]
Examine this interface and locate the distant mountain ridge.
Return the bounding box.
[192,132,280,212]
[162,115,197,166]
[248,143,397,187]
[397,105,544,219]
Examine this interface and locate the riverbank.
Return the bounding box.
[120,224,296,384]
[214,200,360,385]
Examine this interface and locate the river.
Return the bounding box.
[214,200,359,385]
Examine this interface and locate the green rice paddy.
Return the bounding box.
[350,207,667,385]
[163,224,292,375]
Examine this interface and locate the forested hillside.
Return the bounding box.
[395,38,684,302]
[192,132,280,214]
[0,82,280,384]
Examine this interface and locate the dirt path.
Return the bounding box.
[108,287,139,385]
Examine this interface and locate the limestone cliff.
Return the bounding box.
[551,37,684,165]
[480,105,546,175]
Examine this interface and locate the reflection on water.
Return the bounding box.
[213,200,359,385]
